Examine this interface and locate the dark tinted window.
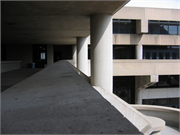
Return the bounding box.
[143,98,179,108]
[160,21,169,34]
[113,76,135,104]
[143,46,179,59]
[113,19,119,33]
[113,19,136,34]
[149,21,160,34]
[169,22,178,35]
[113,45,135,59]
[148,21,179,35]
[148,75,179,88]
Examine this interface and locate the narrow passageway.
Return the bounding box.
[1,61,142,134]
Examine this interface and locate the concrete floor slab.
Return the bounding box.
[1,61,142,134]
[1,68,42,92]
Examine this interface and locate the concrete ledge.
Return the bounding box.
[66,60,90,83]
[1,61,21,73]
[145,116,165,133]
[113,34,180,45]
[1,61,142,134]
[93,86,152,135]
[113,59,180,76]
[132,105,180,128]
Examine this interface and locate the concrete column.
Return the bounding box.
[136,44,143,59]
[77,37,88,75]
[72,45,77,67]
[136,19,148,34]
[90,14,113,93]
[47,44,54,67]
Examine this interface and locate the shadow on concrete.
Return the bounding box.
[1,68,43,92]
[1,61,142,134]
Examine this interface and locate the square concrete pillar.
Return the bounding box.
[136,19,148,34]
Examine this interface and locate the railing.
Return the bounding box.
[66,60,91,83]
[132,105,180,128]
[113,59,180,76]
[1,61,21,73]
[93,86,165,135]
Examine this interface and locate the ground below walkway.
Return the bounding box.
[1,68,42,92]
[1,61,142,134]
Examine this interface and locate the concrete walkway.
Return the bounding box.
[1,61,142,134]
[1,68,42,92]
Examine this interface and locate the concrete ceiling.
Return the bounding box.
[1,1,129,45]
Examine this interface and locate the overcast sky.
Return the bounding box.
[125,0,180,9]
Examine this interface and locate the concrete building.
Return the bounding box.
[1,1,180,134]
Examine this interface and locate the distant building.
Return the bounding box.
[111,7,180,108]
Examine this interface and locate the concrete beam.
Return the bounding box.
[113,34,180,45]
[113,60,180,76]
[135,75,159,104]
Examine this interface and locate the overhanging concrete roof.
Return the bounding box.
[1,1,130,45]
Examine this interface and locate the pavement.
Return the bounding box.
[1,61,142,134]
[1,68,42,92]
[161,126,180,135]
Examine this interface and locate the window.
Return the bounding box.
[113,19,120,33]
[169,22,178,35]
[40,52,45,60]
[113,76,135,104]
[149,21,160,34]
[143,46,179,59]
[113,45,135,59]
[113,19,136,34]
[148,21,180,35]
[148,75,179,88]
[143,98,179,108]
[160,21,169,34]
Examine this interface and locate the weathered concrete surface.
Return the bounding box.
[1,61,142,134]
[1,68,42,92]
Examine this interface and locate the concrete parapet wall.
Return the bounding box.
[113,7,180,21]
[66,60,90,83]
[1,61,21,73]
[94,86,166,135]
[113,60,180,76]
[93,86,151,134]
[142,88,180,100]
[113,34,180,46]
[132,105,180,128]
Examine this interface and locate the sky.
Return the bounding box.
[125,0,180,9]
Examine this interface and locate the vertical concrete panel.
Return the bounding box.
[136,44,143,59]
[90,14,113,93]
[72,45,77,67]
[47,44,54,67]
[77,37,88,75]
